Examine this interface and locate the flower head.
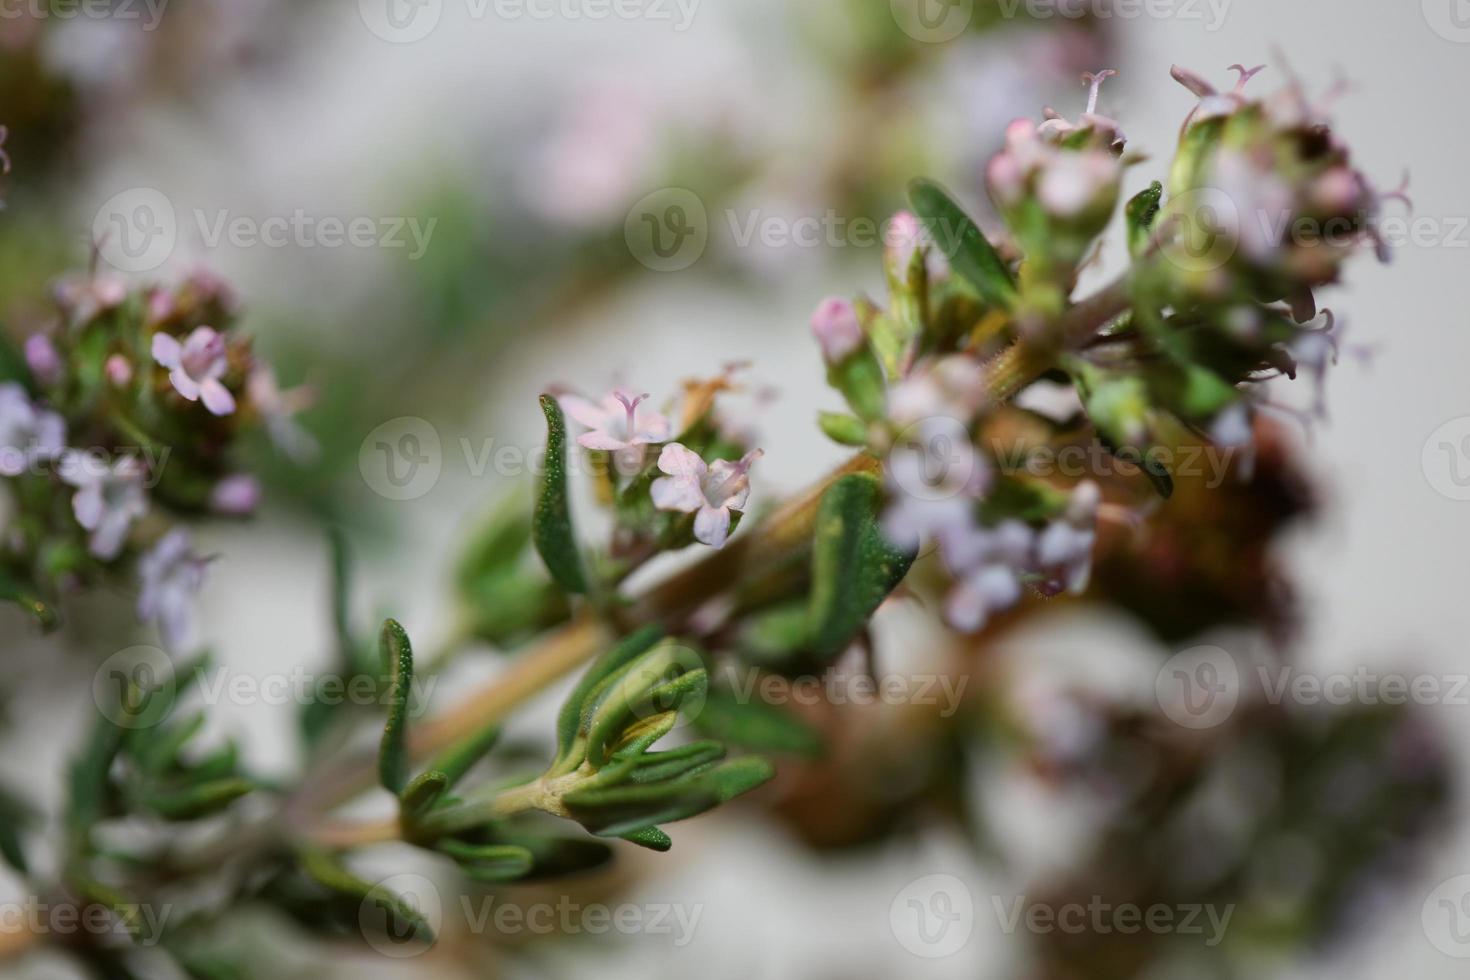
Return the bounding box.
[152,326,236,416]
[940,519,1035,632]
[650,443,762,549]
[810,298,864,364]
[59,452,148,559]
[0,383,65,477]
[138,529,210,652]
[24,335,62,386]
[560,388,671,463]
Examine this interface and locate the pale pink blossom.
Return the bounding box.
[884,210,950,282]
[651,443,762,549]
[105,354,133,387]
[941,519,1035,632]
[24,335,61,386]
[0,383,65,477]
[138,529,210,652]
[151,326,236,416]
[561,389,671,454]
[810,298,863,364]
[210,474,261,516]
[59,452,148,559]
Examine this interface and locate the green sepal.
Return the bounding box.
[818,411,868,447]
[1126,181,1164,258]
[532,394,589,595]
[808,473,916,661]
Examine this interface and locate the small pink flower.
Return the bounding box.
[105,354,134,387]
[650,443,762,549]
[210,474,261,516]
[24,335,62,386]
[560,388,671,453]
[810,298,863,364]
[59,452,148,559]
[152,326,236,416]
[138,529,210,652]
[0,383,65,477]
[248,367,318,463]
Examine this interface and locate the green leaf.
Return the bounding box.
[817,411,868,447]
[627,741,726,784]
[583,643,705,769]
[564,757,774,838]
[378,620,415,794]
[620,826,673,852]
[1126,181,1164,258]
[400,771,449,820]
[300,848,436,945]
[551,626,663,772]
[435,840,534,882]
[808,474,916,660]
[532,394,588,595]
[692,688,824,757]
[423,720,502,791]
[142,778,254,821]
[909,178,1017,309]
[0,571,57,631]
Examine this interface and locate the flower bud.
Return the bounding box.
[810,298,863,364]
[24,335,61,386]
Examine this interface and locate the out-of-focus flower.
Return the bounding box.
[1035,480,1099,595]
[59,452,147,559]
[887,355,988,428]
[247,367,317,463]
[105,354,134,387]
[1170,62,1266,127]
[24,335,62,385]
[0,383,65,477]
[651,443,762,549]
[137,529,209,652]
[561,388,671,454]
[54,274,127,323]
[210,474,261,516]
[883,210,949,283]
[881,418,991,552]
[152,326,236,416]
[810,298,864,364]
[941,519,1034,632]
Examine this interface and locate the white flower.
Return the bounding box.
[650,443,762,549]
[941,519,1035,633]
[1035,481,1100,596]
[59,452,148,559]
[0,383,66,477]
[881,416,992,552]
[151,326,236,416]
[137,529,210,652]
[561,388,671,453]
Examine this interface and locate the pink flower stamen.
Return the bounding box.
[1082,69,1116,115]
[1227,63,1267,92]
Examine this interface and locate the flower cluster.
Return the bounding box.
[2,268,310,648]
[806,64,1386,633]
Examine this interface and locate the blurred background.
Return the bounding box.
[2,0,1469,977]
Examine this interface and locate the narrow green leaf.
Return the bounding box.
[808,474,917,660]
[628,741,726,784]
[378,619,415,794]
[400,771,449,819]
[300,848,435,945]
[692,688,824,757]
[143,778,253,821]
[909,178,1017,309]
[532,394,588,595]
[436,840,534,882]
[564,756,775,838]
[620,827,672,852]
[0,571,57,631]
[551,625,664,771]
[1126,181,1164,258]
[422,720,502,791]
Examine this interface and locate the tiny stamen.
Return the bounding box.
[1082,69,1117,115]
[1227,63,1267,92]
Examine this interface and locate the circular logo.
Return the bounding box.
[359,0,442,42]
[1423,874,1470,957]
[890,0,973,43]
[93,646,176,730]
[1423,0,1470,43]
[1422,416,1470,501]
[1155,645,1239,729]
[359,873,441,957]
[626,643,709,734]
[890,873,974,958]
[888,416,981,504]
[624,188,708,272]
[359,417,442,501]
[93,188,177,273]
[1157,187,1241,275]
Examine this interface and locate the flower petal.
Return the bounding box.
[200,378,237,417]
[150,332,182,369]
[693,505,732,549]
